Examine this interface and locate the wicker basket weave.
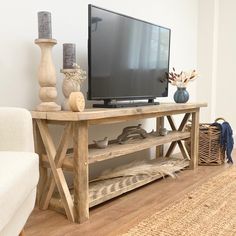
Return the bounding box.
[185,118,225,165]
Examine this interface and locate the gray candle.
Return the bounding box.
[63,43,76,69]
[38,11,52,39]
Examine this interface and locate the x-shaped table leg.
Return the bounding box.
[36,120,75,222]
[165,113,191,160]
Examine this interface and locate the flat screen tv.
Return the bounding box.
[88,5,171,107]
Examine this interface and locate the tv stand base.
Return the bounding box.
[93,99,160,108]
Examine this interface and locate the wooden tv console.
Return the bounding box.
[32,102,207,223]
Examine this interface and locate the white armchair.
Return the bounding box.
[0,108,39,236]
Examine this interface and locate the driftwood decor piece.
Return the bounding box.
[117,124,147,144]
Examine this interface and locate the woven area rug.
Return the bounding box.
[122,166,236,236]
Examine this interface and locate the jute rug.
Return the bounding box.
[122,166,236,236]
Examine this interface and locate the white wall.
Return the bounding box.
[215,0,236,128]
[197,0,219,122]
[0,0,199,176]
[197,0,236,134]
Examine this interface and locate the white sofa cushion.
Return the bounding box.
[0,107,34,152]
[0,151,39,231]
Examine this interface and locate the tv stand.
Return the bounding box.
[32,102,207,223]
[93,99,159,108]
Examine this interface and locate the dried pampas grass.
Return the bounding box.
[91,158,187,183]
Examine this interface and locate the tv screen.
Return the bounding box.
[88,5,171,105]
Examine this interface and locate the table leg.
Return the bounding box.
[156,116,164,158]
[40,123,72,210]
[189,109,199,169]
[73,121,89,223]
[33,120,47,206]
[36,120,75,222]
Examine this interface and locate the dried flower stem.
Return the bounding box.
[166,68,198,88]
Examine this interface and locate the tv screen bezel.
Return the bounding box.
[88,4,171,101]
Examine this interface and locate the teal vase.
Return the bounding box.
[174,87,189,103]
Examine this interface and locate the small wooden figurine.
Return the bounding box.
[69,92,85,112]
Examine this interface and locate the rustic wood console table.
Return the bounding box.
[32,102,207,223]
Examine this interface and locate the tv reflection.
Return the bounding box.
[91,17,102,32]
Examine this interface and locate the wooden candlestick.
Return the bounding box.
[35,39,61,111]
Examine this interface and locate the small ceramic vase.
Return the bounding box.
[174,87,189,103]
[93,137,109,149]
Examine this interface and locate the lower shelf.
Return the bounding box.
[49,157,189,215]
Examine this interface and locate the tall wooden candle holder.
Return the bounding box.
[60,65,86,110]
[35,39,61,111]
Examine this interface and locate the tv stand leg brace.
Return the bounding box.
[35,119,89,223]
[36,120,75,222]
[165,110,199,169]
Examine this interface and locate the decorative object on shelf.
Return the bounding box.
[35,11,61,111]
[69,92,85,112]
[117,124,147,144]
[90,158,188,183]
[159,128,168,136]
[63,43,76,69]
[174,87,189,103]
[93,137,109,149]
[166,68,198,103]
[35,40,61,111]
[61,63,86,110]
[149,129,156,135]
[38,11,52,39]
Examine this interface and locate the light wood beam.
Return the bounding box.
[40,123,72,210]
[189,109,200,169]
[73,121,89,223]
[156,116,164,158]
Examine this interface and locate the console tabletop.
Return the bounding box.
[32,102,207,122]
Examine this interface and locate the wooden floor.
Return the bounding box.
[25,151,235,236]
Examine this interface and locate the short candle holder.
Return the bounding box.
[60,65,86,110]
[35,38,61,111]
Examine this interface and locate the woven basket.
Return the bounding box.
[185,118,225,165]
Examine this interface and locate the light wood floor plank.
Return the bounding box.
[25,151,235,236]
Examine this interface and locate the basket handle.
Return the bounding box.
[187,117,226,124]
[215,117,226,123]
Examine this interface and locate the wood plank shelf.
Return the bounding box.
[88,131,190,163]
[49,157,189,215]
[41,131,190,171]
